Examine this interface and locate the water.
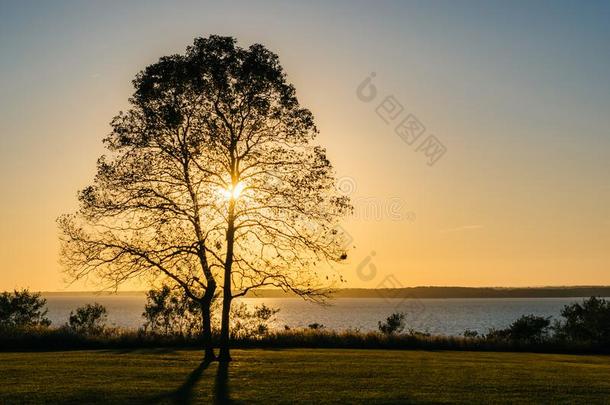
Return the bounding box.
[42,294,600,336]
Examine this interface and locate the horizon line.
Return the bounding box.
[29,285,610,294]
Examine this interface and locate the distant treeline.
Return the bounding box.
[247,286,610,299]
[41,286,610,299]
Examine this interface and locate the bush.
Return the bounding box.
[484,327,511,341]
[485,315,550,343]
[231,303,279,338]
[68,303,108,335]
[378,312,406,335]
[463,329,479,338]
[308,323,325,330]
[555,297,610,344]
[0,289,50,329]
[507,314,551,342]
[142,286,202,336]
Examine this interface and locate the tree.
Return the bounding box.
[378,312,406,335]
[230,303,279,339]
[485,314,551,343]
[58,35,351,362]
[68,303,108,335]
[506,314,550,343]
[463,329,479,338]
[0,289,51,329]
[556,297,610,344]
[142,285,203,336]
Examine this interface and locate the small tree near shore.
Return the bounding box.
[0,289,51,329]
[378,312,406,335]
[68,303,108,335]
[142,285,203,336]
[555,296,610,344]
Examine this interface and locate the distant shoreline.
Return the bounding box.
[38,286,610,299]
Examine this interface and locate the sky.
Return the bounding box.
[1,0,609,291]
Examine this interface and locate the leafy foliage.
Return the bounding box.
[230,303,279,339]
[555,296,610,343]
[0,289,50,329]
[68,303,108,335]
[486,315,551,343]
[142,286,203,336]
[378,312,406,335]
[463,329,479,338]
[509,314,551,342]
[481,298,610,344]
[142,285,279,339]
[58,35,351,298]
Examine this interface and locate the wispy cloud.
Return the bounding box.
[438,225,484,233]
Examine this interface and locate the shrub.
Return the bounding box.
[507,314,551,342]
[406,328,431,337]
[484,327,511,341]
[485,315,550,343]
[463,329,479,338]
[378,312,406,335]
[0,289,50,329]
[555,297,610,344]
[68,303,108,335]
[231,303,279,338]
[484,315,551,343]
[142,285,202,336]
[308,323,325,330]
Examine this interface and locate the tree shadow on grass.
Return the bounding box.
[146,358,213,404]
[213,361,232,404]
[146,359,236,404]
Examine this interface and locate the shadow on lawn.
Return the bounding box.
[147,359,233,404]
[214,361,231,404]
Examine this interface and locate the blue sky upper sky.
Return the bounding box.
[1,0,609,290]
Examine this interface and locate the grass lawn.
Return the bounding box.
[1,349,609,404]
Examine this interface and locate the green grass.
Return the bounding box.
[1,349,610,404]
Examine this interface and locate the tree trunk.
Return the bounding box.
[218,293,232,362]
[201,300,216,362]
[219,198,236,363]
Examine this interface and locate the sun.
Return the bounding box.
[221,182,246,200]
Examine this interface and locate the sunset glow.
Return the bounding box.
[1,1,610,291]
[2,3,610,403]
[221,182,246,200]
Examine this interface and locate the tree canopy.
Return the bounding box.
[58,35,351,360]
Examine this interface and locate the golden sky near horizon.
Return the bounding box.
[1,1,610,291]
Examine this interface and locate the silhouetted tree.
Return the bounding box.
[230,303,279,339]
[555,297,610,344]
[378,312,406,335]
[0,289,51,329]
[142,285,203,336]
[68,303,108,335]
[506,314,551,342]
[58,35,351,362]
[485,314,550,343]
[463,329,479,338]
